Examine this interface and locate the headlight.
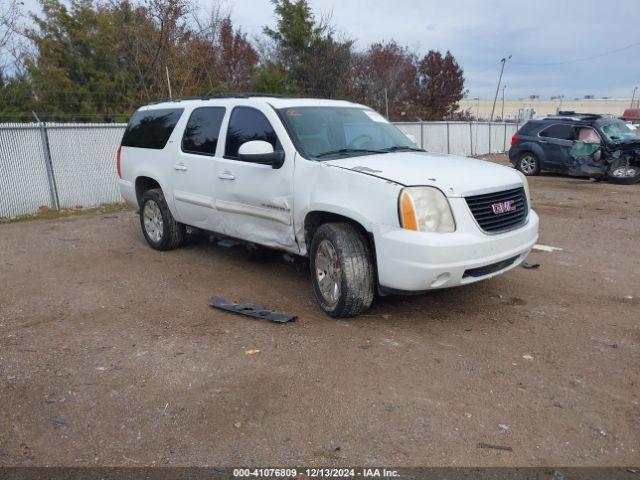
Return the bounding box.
[399,187,455,233]
[516,171,532,209]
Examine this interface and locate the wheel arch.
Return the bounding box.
[303,211,373,252]
[518,142,546,165]
[135,176,162,207]
[303,209,379,292]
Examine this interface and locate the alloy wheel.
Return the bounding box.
[143,200,164,243]
[315,239,342,306]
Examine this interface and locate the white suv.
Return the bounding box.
[117,95,539,317]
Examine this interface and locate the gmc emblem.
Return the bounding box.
[491,200,515,214]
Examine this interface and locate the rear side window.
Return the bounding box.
[224,107,281,159]
[182,107,226,156]
[517,121,542,135]
[539,124,576,141]
[121,108,184,149]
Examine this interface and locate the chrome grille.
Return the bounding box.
[465,187,528,233]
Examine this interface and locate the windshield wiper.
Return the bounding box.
[379,145,425,152]
[315,148,385,158]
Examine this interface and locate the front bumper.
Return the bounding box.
[373,198,539,292]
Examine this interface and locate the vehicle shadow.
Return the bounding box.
[179,229,519,326]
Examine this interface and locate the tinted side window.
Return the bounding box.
[121,108,184,149]
[225,107,281,159]
[518,121,542,135]
[181,107,226,156]
[539,124,575,141]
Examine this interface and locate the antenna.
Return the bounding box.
[165,66,173,100]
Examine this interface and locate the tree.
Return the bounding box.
[416,50,466,120]
[263,0,353,98]
[19,0,259,120]
[24,0,140,120]
[350,40,418,120]
[213,16,258,92]
[0,0,23,75]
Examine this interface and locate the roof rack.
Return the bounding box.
[555,111,602,119]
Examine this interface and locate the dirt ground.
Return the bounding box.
[0,155,638,467]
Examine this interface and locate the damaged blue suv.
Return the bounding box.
[509,112,640,184]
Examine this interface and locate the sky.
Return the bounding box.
[20,0,640,99]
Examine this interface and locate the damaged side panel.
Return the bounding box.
[293,155,403,255]
[568,141,640,179]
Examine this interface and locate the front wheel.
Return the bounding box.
[139,189,186,250]
[608,162,640,185]
[309,223,374,318]
[516,152,540,176]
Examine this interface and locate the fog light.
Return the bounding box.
[430,273,451,287]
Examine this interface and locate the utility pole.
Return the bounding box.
[631,86,638,108]
[490,55,511,122]
[500,85,506,121]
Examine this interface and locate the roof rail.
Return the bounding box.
[148,92,302,105]
[555,111,602,119]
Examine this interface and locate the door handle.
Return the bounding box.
[218,171,235,180]
[173,163,187,171]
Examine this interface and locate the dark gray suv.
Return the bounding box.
[508,112,640,184]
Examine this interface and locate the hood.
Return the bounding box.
[325,151,523,197]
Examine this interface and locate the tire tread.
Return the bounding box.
[310,222,374,318]
[140,188,185,250]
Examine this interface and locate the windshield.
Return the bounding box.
[598,119,639,143]
[278,106,420,160]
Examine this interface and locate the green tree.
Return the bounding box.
[263,0,353,98]
[25,0,135,120]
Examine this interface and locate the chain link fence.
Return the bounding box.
[394,121,520,156]
[0,121,518,219]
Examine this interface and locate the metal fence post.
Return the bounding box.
[420,122,424,149]
[503,123,508,152]
[32,112,60,210]
[469,122,473,156]
[488,122,491,155]
[446,122,450,154]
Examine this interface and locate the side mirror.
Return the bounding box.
[405,133,417,145]
[238,140,284,169]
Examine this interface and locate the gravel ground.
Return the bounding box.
[0,155,638,467]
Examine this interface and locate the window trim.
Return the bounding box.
[180,106,227,157]
[223,105,283,162]
[575,125,603,144]
[537,123,577,142]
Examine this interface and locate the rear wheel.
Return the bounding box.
[608,162,640,185]
[309,223,374,318]
[517,152,540,176]
[139,189,185,250]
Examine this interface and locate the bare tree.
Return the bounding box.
[0,0,24,75]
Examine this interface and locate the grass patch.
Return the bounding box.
[0,203,131,224]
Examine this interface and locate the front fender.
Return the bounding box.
[293,161,401,255]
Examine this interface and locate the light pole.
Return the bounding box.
[500,85,506,121]
[490,55,511,122]
[631,86,638,108]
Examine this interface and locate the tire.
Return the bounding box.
[607,162,640,185]
[139,188,185,250]
[309,222,374,318]
[516,152,540,176]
